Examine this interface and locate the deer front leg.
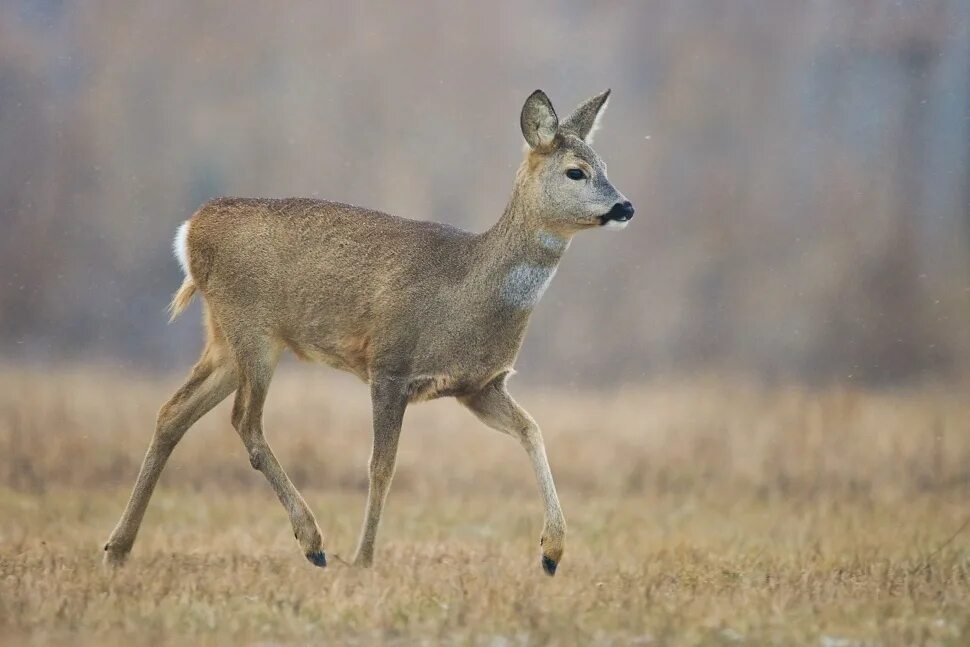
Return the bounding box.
[460,375,566,576]
[352,377,408,567]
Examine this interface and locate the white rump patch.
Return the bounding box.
[501,263,557,310]
[603,219,630,231]
[173,220,192,275]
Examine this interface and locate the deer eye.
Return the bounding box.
[565,168,587,181]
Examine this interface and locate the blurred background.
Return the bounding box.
[1,0,968,386]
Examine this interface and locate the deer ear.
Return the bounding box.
[562,89,611,144]
[520,90,559,149]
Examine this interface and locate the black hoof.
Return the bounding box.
[541,555,558,576]
[306,551,327,568]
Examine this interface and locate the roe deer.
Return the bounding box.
[103,89,633,575]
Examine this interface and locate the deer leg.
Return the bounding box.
[352,377,408,567]
[460,375,566,576]
[104,346,237,567]
[231,341,326,567]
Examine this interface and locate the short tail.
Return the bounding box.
[168,276,198,322]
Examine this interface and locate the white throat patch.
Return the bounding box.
[537,230,569,253]
[501,263,557,310]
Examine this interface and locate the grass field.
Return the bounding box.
[1,365,968,645]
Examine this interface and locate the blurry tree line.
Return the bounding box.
[1,1,967,385]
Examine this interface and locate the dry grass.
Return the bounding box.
[1,364,968,645]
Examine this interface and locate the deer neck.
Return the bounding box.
[472,186,572,311]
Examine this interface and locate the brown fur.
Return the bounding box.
[168,276,197,321]
[104,90,631,575]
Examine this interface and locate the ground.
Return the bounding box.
[0,366,968,645]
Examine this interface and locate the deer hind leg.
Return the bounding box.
[460,375,566,576]
[104,336,238,567]
[230,337,327,567]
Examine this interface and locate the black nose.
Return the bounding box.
[607,200,635,221]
